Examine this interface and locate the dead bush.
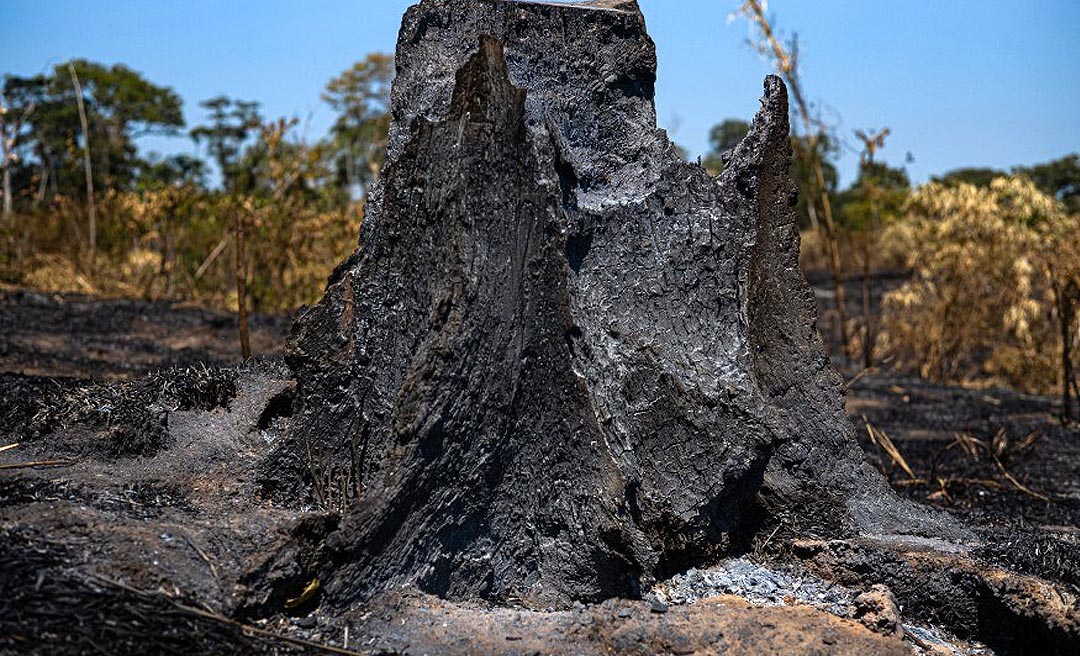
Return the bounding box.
[880,177,1079,410]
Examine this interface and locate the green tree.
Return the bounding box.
[136,153,207,189]
[1016,154,1080,213]
[322,53,393,198]
[69,60,184,186]
[701,119,750,175]
[1,74,60,203]
[190,96,262,191]
[2,61,183,203]
[837,162,909,231]
[932,167,1005,189]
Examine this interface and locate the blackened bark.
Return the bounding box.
[261,0,965,608]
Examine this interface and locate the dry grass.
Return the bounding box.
[864,416,1055,505]
[863,417,917,480]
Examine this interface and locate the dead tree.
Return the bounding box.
[262,0,962,608]
[68,63,97,266]
[1,91,35,222]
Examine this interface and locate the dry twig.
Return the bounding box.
[948,432,986,460]
[844,366,877,389]
[863,418,916,479]
[0,459,75,470]
[184,535,219,580]
[993,454,1052,503]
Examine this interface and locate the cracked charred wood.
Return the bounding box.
[260,0,966,607]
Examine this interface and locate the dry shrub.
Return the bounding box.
[1,114,364,315]
[22,253,97,294]
[233,195,362,313]
[798,228,830,271]
[1,185,360,313]
[880,176,1080,395]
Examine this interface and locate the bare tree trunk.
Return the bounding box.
[800,122,852,360]
[34,164,49,207]
[158,216,175,299]
[823,217,851,358]
[68,63,96,268]
[861,243,874,369]
[1,145,11,222]
[166,225,176,298]
[856,136,886,372]
[1,111,10,222]
[1062,284,1077,424]
[234,215,252,360]
[1,91,34,223]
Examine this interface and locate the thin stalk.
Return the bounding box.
[855,128,890,369]
[234,213,252,360]
[862,247,874,368]
[1061,284,1076,423]
[0,103,11,221]
[1,145,11,222]
[68,62,96,268]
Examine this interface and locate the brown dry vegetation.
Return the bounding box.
[801,175,1080,423]
[1,153,362,315]
[879,178,1080,400]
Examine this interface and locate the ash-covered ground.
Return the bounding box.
[0,283,1076,655]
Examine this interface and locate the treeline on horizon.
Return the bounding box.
[0,54,392,316]
[0,41,1077,419]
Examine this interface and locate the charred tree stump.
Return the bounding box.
[261,0,964,608]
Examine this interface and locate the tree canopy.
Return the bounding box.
[322,53,394,197]
[701,118,749,175]
[3,60,183,200]
[1016,153,1080,213]
[190,96,262,192]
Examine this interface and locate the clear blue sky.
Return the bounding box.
[2,0,1078,186]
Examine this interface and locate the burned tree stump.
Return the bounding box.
[263,0,963,607]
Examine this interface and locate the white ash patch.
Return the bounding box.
[650,558,856,617]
